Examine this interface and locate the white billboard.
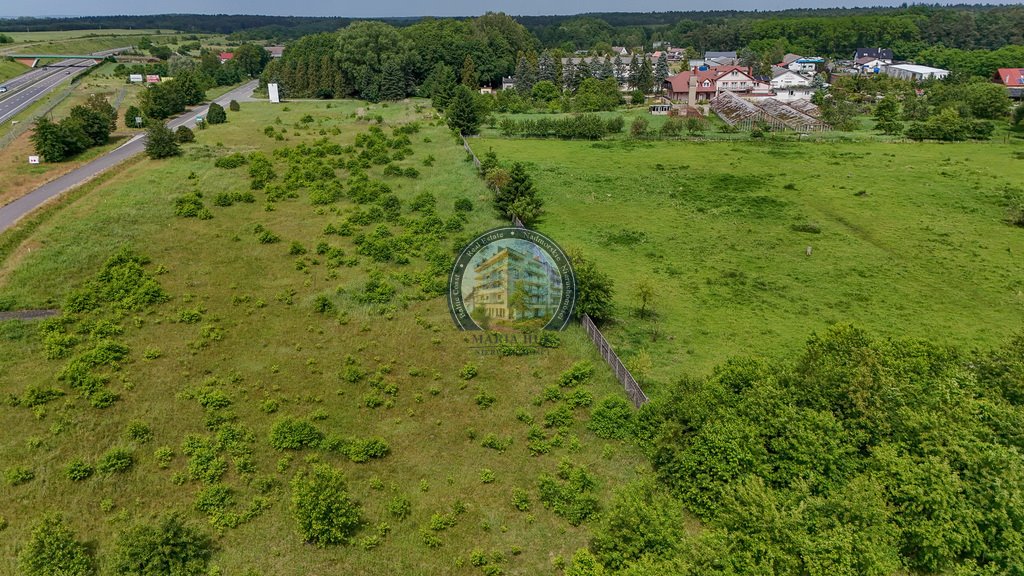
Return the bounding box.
[268,83,280,103]
[129,74,143,83]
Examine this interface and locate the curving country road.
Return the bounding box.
[0,80,259,234]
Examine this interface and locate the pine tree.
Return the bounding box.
[654,53,670,92]
[124,105,143,129]
[424,62,456,109]
[461,54,479,88]
[494,162,543,225]
[635,57,654,94]
[628,55,641,90]
[575,59,593,82]
[598,56,615,81]
[514,55,537,96]
[614,55,626,85]
[145,122,181,159]
[562,61,577,92]
[538,51,557,83]
[446,85,482,135]
[379,60,407,101]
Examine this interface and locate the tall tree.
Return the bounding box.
[232,42,270,77]
[654,53,670,92]
[461,54,479,88]
[145,122,181,159]
[537,50,557,83]
[422,62,456,109]
[378,60,407,101]
[446,85,483,135]
[514,55,537,96]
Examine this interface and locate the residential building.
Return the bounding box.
[611,46,630,56]
[854,56,887,74]
[788,57,824,74]
[264,46,285,58]
[995,68,1024,99]
[770,70,815,102]
[218,52,233,64]
[664,66,771,106]
[854,47,894,61]
[885,64,949,82]
[470,247,561,322]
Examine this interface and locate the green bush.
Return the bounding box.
[175,126,195,143]
[206,102,227,125]
[67,458,95,481]
[6,466,35,485]
[18,514,95,576]
[268,417,324,450]
[388,495,412,520]
[213,153,247,169]
[537,460,599,525]
[113,514,212,576]
[588,396,634,439]
[97,447,134,474]
[125,421,153,443]
[291,465,364,546]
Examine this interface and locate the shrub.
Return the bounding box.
[206,102,227,125]
[6,466,36,485]
[454,197,473,212]
[228,100,240,112]
[343,437,391,463]
[125,421,153,443]
[291,465,363,546]
[475,389,497,409]
[145,123,180,159]
[559,362,594,388]
[588,396,634,439]
[267,415,324,450]
[113,514,212,576]
[388,495,412,520]
[213,153,247,169]
[460,363,478,380]
[97,447,134,474]
[480,468,496,483]
[175,126,195,143]
[67,458,95,481]
[511,488,531,511]
[154,446,175,468]
[537,460,599,525]
[18,515,95,576]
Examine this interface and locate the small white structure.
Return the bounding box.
[788,57,824,73]
[268,83,280,103]
[885,64,949,82]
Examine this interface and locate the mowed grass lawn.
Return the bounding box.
[476,135,1024,388]
[0,99,647,575]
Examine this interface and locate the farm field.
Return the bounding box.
[476,133,1024,389]
[0,99,649,575]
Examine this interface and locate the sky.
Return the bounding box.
[1,0,1020,18]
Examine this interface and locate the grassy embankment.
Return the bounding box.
[0,98,649,575]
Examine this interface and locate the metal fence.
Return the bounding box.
[460,132,649,407]
[580,313,649,407]
[0,85,74,149]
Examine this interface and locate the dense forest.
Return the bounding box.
[1,5,1022,55]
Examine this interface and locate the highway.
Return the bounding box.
[0,46,132,126]
[0,80,259,234]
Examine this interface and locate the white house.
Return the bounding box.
[885,64,949,82]
[788,57,824,73]
[771,70,815,102]
[854,57,887,74]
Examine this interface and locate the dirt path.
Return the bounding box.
[0,309,58,321]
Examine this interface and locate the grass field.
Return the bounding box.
[3,29,176,43]
[0,99,649,575]
[475,133,1024,389]
[0,58,28,84]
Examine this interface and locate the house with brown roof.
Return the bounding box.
[664,66,771,106]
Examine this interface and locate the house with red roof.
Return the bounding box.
[996,68,1024,99]
[663,66,771,106]
[219,52,234,64]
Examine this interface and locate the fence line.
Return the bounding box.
[461,132,649,407]
[580,313,649,407]
[0,85,75,149]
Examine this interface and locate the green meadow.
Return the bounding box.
[475,133,1024,389]
[0,99,647,575]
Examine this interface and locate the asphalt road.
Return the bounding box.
[0,80,260,234]
[0,47,132,126]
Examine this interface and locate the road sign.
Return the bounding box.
[28,155,39,164]
[129,74,143,83]
[135,116,143,127]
